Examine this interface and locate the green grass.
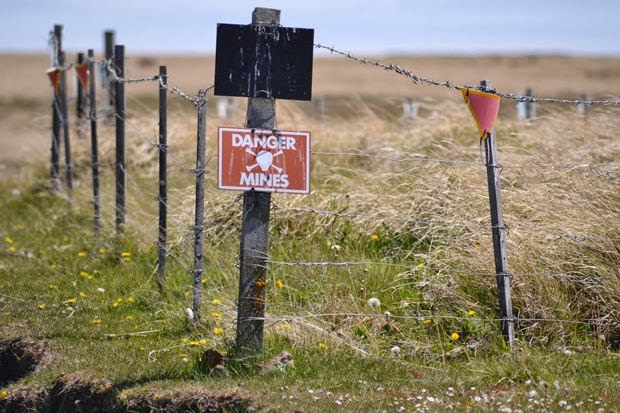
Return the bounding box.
[0,103,619,411]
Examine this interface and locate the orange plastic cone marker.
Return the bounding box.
[75,63,89,90]
[47,68,62,96]
[462,88,501,138]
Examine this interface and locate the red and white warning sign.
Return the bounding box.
[218,127,311,194]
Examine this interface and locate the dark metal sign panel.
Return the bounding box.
[214,23,314,101]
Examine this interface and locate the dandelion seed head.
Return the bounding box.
[367,297,381,308]
[184,308,194,321]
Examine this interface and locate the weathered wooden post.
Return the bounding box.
[88,49,101,239]
[114,45,126,232]
[214,7,313,356]
[577,93,588,117]
[480,80,515,349]
[158,66,168,291]
[50,24,62,190]
[234,7,281,356]
[402,98,420,120]
[525,87,536,119]
[192,90,208,319]
[58,51,73,194]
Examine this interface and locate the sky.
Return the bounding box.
[3,0,620,56]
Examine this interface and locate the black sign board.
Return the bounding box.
[214,23,314,101]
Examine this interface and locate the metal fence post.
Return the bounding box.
[59,51,73,194]
[235,7,281,357]
[158,66,168,291]
[50,24,62,191]
[192,90,208,320]
[481,80,515,349]
[88,49,101,239]
[76,52,86,122]
[114,45,126,233]
[104,30,116,117]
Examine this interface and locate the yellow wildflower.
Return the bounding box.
[139,347,145,351]
[77,251,87,257]
[4,237,13,244]
[180,337,190,344]
[126,297,135,303]
[468,310,476,317]
[98,247,106,254]
[370,234,379,241]
[92,319,102,325]
[201,278,208,285]
[211,299,222,304]
[450,332,460,341]
[423,319,432,325]
[198,339,208,345]
[211,312,222,319]
[79,271,93,280]
[276,279,284,288]
[281,323,292,331]
[126,315,134,321]
[49,264,57,270]
[48,284,58,289]
[121,251,131,261]
[64,298,77,305]
[189,341,200,346]
[213,327,224,335]
[178,353,188,358]
[79,292,87,298]
[0,390,7,400]
[37,304,46,310]
[319,342,328,350]
[8,246,16,253]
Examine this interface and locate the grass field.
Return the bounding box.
[0,52,619,411]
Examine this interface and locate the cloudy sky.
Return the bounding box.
[3,0,619,55]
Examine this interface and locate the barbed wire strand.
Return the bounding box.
[314,43,620,106]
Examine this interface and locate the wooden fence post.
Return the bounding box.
[481,80,515,349]
[192,90,208,320]
[114,45,126,233]
[59,51,73,194]
[50,24,62,190]
[525,87,536,119]
[158,66,168,291]
[235,7,281,357]
[577,93,588,117]
[88,49,101,239]
[104,30,116,116]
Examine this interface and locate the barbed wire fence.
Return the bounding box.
[39,31,620,354]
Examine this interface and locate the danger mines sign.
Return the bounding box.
[218,127,311,194]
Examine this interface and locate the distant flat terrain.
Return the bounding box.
[1,53,620,102]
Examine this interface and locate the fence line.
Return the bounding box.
[37,30,618,352]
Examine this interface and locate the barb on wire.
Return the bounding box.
[158,76,214,107]
[314,43,620,106]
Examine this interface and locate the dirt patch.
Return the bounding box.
[0,338,48,386]
[0,372,256,412]
[47,373,116,413]
[119,388,254,412]
[0,386,48,412]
